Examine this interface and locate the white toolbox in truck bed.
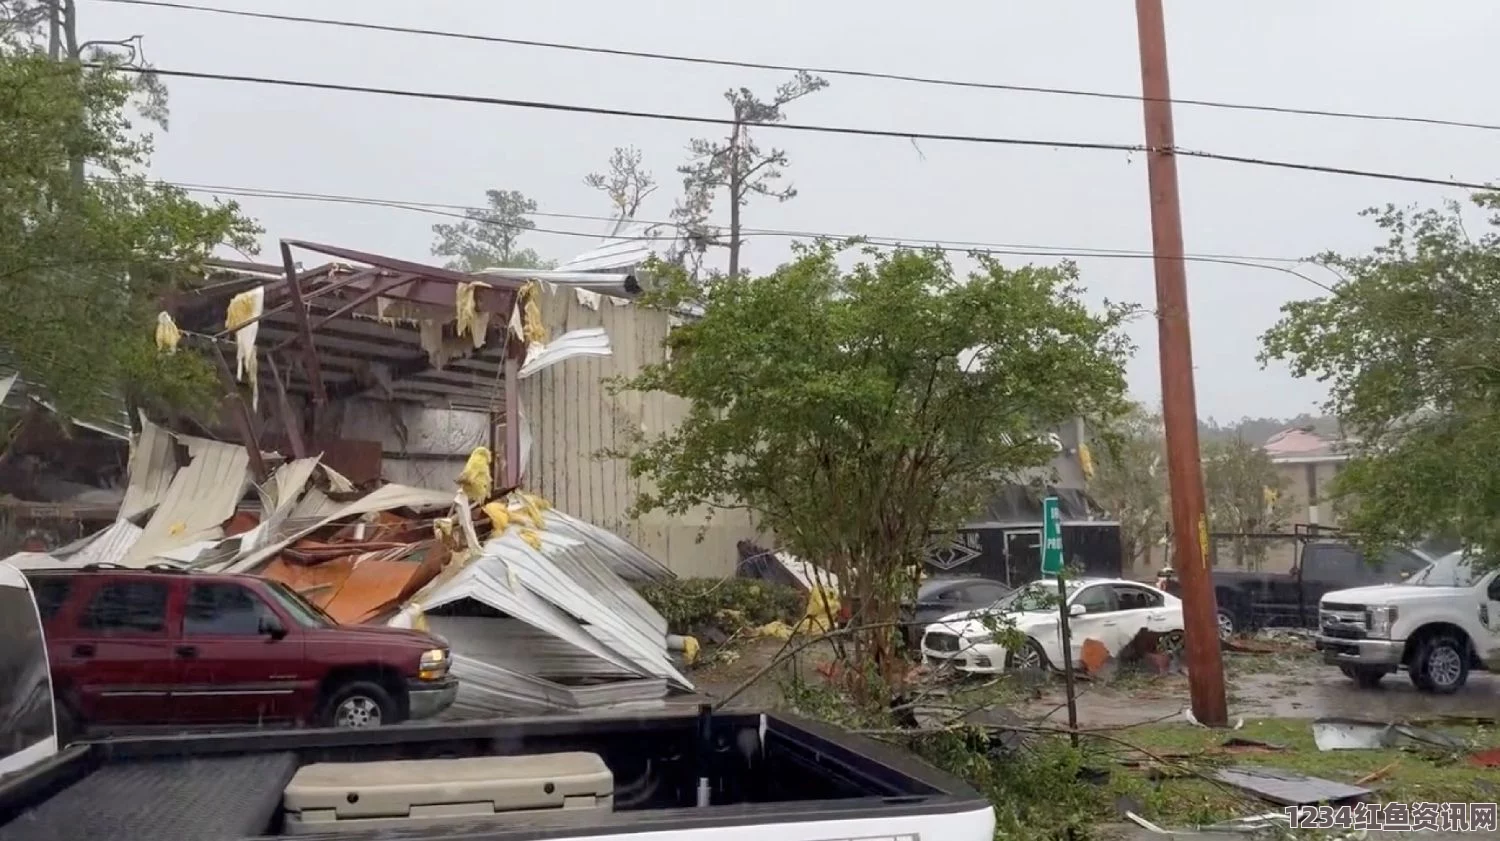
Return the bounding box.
[282,752,614,833]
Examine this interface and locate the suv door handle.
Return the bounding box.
[72,644,95,658]
[175,645,198,659]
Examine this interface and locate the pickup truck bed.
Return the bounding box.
[0,712,992,841]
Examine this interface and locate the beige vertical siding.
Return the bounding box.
[519,287,764,578]
[1275,460,1345,529]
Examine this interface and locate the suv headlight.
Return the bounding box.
[1365,606,1399,638]
[419,648,450,680]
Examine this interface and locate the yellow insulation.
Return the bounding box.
[456,446,492,502]
[224,287,263,410]
[454,281,492,349]
[518,528,543,550]
[519,281,548,344]
[154,311,181,353]
[482,501,510,532]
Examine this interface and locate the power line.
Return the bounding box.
[106,176,1340,293]
[109,65,1497,193]
[91,0,1500,134]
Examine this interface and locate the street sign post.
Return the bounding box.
[1041,497,1064,576]
[1041,495,1079,743]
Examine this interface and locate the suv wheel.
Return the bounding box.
[323,681,398,728]
[1409,636,1469,695]
[1215,609,1235,640]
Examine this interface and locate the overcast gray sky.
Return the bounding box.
[82,0,1498,423]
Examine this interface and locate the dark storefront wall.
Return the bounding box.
[924,523,1122,586]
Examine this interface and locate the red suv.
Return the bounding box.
[24,566,456,738]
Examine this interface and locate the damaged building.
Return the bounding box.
[0,235,762,715]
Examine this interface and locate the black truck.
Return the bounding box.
[1160,540,1431,638]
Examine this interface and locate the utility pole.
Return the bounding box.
[1133,0,1228,726]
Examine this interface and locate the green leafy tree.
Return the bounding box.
[431,189,553,272]
[1261,195,1500,563]
[618,245,1133,699]
[675,71,828,280]
[1088,405,1167,573]
[1201,437,1291,569]
[1,46,258,420]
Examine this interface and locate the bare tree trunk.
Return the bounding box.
[62,0,76,56]
[727,122,742,281]
[63,0,83,188]
[47,0,61,59]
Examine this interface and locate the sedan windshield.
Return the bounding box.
[1407,551,1478,588]
[994,580,1071,613]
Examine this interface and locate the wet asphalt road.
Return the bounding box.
[1019,657,1499,727]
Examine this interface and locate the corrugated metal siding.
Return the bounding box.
[119,418,178,521]
[520,287,764,577]
[127,436,251,562]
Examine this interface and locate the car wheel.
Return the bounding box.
[1410,636,1469,695]
[323,681,398,728]
[1005,639,1049,673]
[1215,609,1235,640]
[1338,665,1386,689]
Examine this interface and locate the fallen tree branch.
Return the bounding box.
[852,721,1261,808]
[712,620,906,711]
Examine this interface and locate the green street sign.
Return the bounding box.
[1041,496,1064,576]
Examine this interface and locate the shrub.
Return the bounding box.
[638,577,803,636]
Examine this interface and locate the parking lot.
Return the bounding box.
[1016,650,1500,727]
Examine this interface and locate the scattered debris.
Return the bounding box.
[1080,638,1112,675]
[1182,707,1244,729]
[1312,717,1466,752]
[1220,736,1286,753]
[1312,717,1389,751]
[1468,747,1500,768]
[1355,761,1399,785]
[736,541,842,595]
[1124,811,1168,834]
[5,417,691,716]
[1120,809,1292,836]
[1213,766,1371,806]
[1199,812,1291,833]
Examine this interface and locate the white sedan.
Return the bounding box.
[919,577,1184,674]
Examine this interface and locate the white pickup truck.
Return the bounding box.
[1315,551,1500,693]
[0,562,995,841]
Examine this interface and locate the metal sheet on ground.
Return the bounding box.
[1214,766,1371,805]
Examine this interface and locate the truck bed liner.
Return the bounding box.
[0,751,299,841]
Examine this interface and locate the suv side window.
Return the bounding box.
[183,583,275,636]
[30,577,73,621]
[80,581,169,634]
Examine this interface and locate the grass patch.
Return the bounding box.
[1106,717,1500,827]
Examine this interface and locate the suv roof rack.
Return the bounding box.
[76,563,190,574]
